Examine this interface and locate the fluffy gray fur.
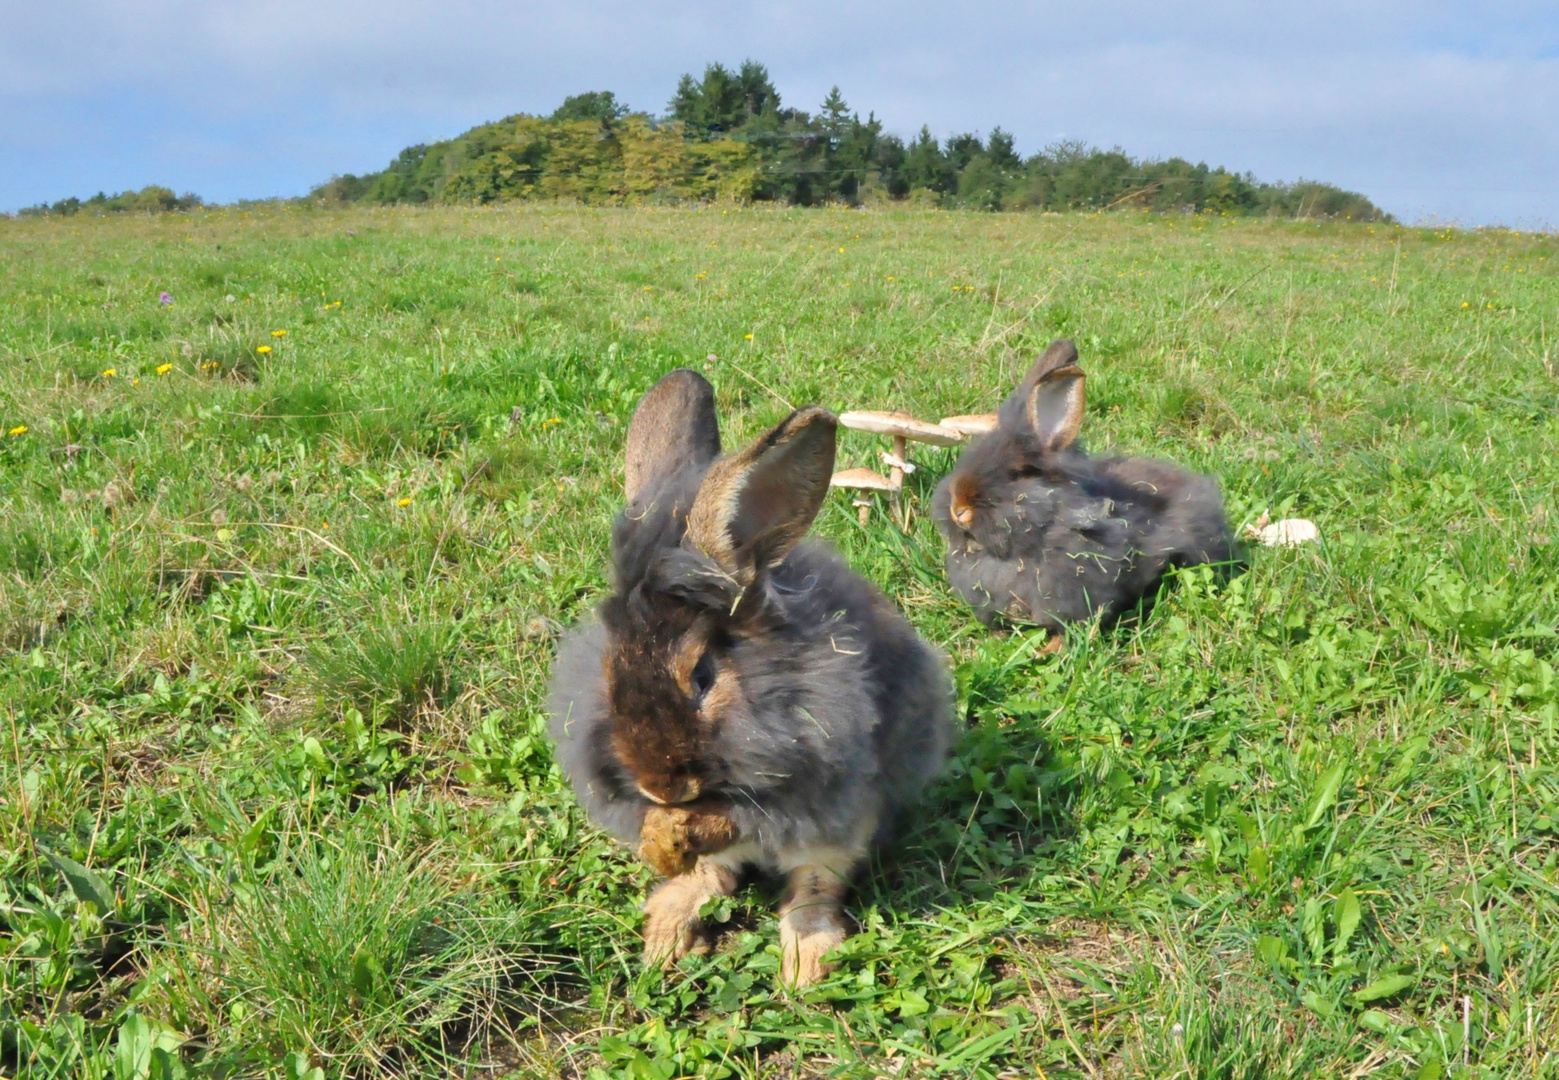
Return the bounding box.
[933,342,1234,630]
[548,385,955,868]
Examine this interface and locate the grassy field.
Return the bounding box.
[1,202,1557,1079]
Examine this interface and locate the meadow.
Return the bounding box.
[1,202,1557,1079]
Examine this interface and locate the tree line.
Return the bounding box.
[312,62,1385,219]
[18,186,203,218]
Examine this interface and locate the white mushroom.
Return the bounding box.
[1245,515,1321,546]
[838,410,960,495]
[830,467,899,525]
[938,412,999,437]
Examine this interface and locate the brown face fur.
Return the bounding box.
[948,473,983,529]
[602,586,728,805]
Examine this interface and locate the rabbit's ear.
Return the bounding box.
[1025,365,1086,452]
[686,406,837,581]
[998,338,1079,439]
[625,369,722,502]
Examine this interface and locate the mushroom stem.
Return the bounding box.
[853,497,871,525]
[889,434,907,524]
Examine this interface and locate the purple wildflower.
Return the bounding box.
[159,291,173,305]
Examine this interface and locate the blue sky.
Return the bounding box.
[2,1,1556,224]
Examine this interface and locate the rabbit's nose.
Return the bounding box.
[951,505,975,529]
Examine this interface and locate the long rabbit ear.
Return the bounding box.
[685,407,837,583]
[1025,365,1086,452]
[997,339,1079,436]
[996,339,1086,452]
[624,369,722,502]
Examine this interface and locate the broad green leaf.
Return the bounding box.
[1333,888,1362,958]
[1385,735,1430,788]
[41,846,115,915]
[1357,1008,1395,1033]
[1351,973,1415,1004]
[1246,845,1270,884]
[115,1014,183,1080]
[349,945,383,997]
[1256,935,1288,966]
[1306,761,1347,828]
[1301,990,1335,1018]
[1302,897,1326,960]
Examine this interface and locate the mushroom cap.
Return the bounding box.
[1250,518,1320,546]
[838,410,962,447]
[939,412,999,436]
[829,467,899,492]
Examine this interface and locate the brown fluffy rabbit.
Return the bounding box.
[933,340,1234,630]
[548,370,955,987]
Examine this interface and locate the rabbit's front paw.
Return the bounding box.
[642,859,737,969]
[778,866,852,989]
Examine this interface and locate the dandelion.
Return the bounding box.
[1461,302,1470,308]
[156,363,173,375]
[271,329,287,338]
[397,497,412,507]
[8,425,26,437]
[838,247,845,253]
[159,291,173,305]
[201,360,220,371]
[102,368,117,377]
[695,272,707,279]
[132,378,140,386]
[256,345,272,354]
[744,333,754,340]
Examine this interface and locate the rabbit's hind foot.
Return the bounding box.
[642,857,738,969]
[778,865,852,989]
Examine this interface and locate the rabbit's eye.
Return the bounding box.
[691,650,717,699]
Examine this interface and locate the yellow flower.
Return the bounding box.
[644,286,653,291]
[838,247,845,253]
[397,497,412,507]
[8,425,26,437]
[744,333,754,340]
[156,363,173,375]
[271,329,287,338]
[256,345,272,354]
[1461,302,1469,308]
[695,272,707,279]
[132,378,141,386]
[102,368,117,377]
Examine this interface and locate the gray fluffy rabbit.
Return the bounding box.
[548,369,955,987]
[933,339,1234,631]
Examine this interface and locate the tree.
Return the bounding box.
[552,91,629,123]
[945,133,983,172]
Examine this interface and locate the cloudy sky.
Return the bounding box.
[2,1,1555,224]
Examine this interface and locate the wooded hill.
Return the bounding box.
[312,61,1388,219]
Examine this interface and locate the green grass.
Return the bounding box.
[1,203,1557,1078]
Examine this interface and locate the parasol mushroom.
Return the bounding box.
[938,412,999,438]
[837,411,961,496]
[830,467,899,524]
[1244,514,1320,547]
